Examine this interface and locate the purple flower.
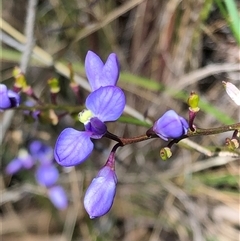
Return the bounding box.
[85,51,120,91]
[54,52,125,167]
[5,140,68,210]
[29,140,53,165]
[0,84,20,110]
[5,149,35,175]
[48,185,68,210]
[5,158,22,175]
[84,165,117,219]
[35,164,59,187]
[153,110,189,141]
[23,100,40,119]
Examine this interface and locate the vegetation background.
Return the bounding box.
[1,0,239,240]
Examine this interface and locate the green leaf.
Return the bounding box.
[215,0,240,45]
[118,116,151,128]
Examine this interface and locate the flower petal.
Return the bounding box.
[0,84,11,109]
[101,53,119,87]
[48,185,68,210]
[29,140,53,165]
[85,117,107,138]
[35,164,59,187]
[85,51,104,91]
[153,110,189,141]
[85,51,120,91]
[86,86,125,122]
[84,166,117,218]
[8,90,20,107]
[5,158,22,175]
[54,128,94,167]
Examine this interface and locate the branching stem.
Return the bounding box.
[104,122,240,147]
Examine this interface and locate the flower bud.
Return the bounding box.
[48,78,60,94]
[160,147,172,161]
[35,164,59,187]
[153,110,189,141]
[12,67,27,92]
[226,138,239,150]
[84,165,117,219]
[187,92,200,112]
[48,185,68,210]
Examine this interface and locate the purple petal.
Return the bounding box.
[85,51,120,91]
[35,164,59,187]
[84,166,117,219]
[20,154,35,169]
[101,53,119,87]
[54,128,94,167]
[85,51,104,91]
[86,86,125,122]
[7,90,20,108]
[48,185,68,210]
[23,100,40,119]
[153,110,189,141]
[0,84,11,109]
[5,158,22,175]
[85,117,107,138]
[179,116,189,130]
[29,140,53,165]
[17,149,35,169]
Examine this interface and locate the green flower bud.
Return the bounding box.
[13,67,27,89]
[48,78,60,93]
[160,147,172,161]
[187,92,200,112]
[226,138,239,150]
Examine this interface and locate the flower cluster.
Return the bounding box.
[54,51,125,217]
[6,140,68,210]
[54,51,191,218]
[54,51,125,167]
[0,84,20,110]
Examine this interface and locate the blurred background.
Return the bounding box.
[1,0,240,240]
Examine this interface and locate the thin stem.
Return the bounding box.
[16,104,84,113]
[188,110,196,132]
[188,122,240,136]
[104,131,158,146]
[104,122,240,147]
[20,0,37,73]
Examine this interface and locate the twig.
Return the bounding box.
[20,0,38,73]
[175,63,240,89]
